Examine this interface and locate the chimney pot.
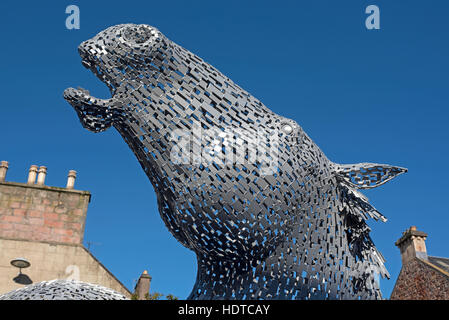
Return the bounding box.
[395,226,428,265]
[36,166,47,186]
[66,170,77,189]
[27,165,39,184]
[0,161,8,182]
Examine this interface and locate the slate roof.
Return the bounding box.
[427,256,449,275]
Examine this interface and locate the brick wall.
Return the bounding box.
[0,182,90,245]
[390,257,449,300]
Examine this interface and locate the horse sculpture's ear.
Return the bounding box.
[335,163,407,189]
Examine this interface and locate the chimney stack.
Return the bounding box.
[66,170,77,189]
[395,226,428,265]
[36,166,47,186]
[27,165,39,184]
[134,270,152,300]
[0,161,8,182]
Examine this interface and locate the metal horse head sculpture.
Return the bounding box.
[64,24,406,299]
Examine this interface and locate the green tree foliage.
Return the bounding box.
[132,292,178,300]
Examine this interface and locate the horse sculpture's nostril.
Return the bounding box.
[77,43,88,57]
[81,60,91,69]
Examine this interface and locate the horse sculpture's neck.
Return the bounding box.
[188,209,382,300]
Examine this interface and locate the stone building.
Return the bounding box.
[0,160,150,298]
[390,226,449,300]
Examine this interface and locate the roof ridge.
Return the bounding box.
[428,255,449,260]
[416,257,449,279]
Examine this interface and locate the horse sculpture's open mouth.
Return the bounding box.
[63,44,119,133]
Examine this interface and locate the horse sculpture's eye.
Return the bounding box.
[122,25,154,45]
[282,124,293,135]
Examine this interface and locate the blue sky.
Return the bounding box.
[1,0,448,299]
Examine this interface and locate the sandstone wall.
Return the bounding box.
[0,238,131,297]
